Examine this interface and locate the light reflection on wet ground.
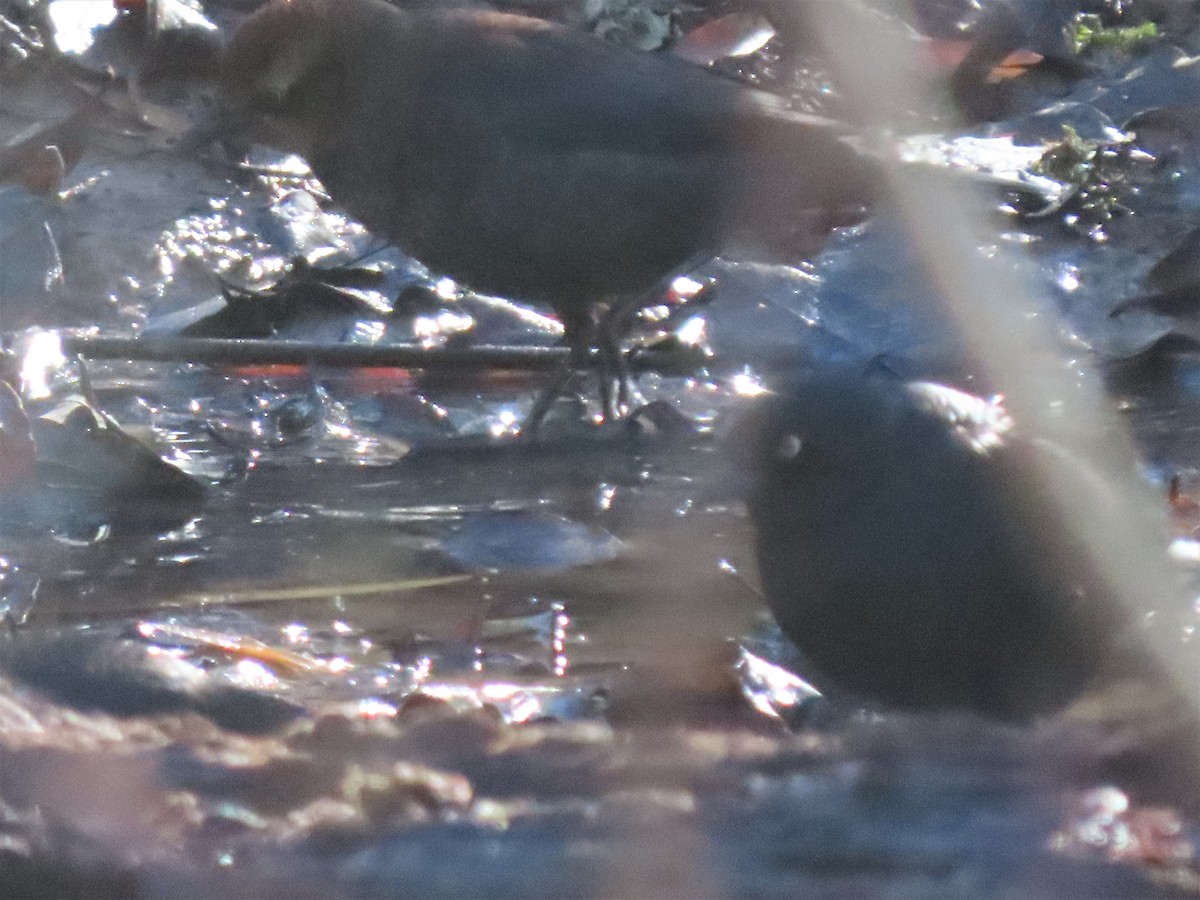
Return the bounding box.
[9,1,1200,897]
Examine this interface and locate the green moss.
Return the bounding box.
[1030,126,1131,241]
[1070,15,1158,55]
[1032,125,1098,183]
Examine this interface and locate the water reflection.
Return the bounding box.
[9,1,1200,893]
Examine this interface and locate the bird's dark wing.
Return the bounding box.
[410,11,854,160]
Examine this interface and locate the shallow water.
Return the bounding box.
[6,1,1200,897]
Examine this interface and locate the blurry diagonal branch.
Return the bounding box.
[809,0,1200,700]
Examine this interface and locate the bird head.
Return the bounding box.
[217,0,342,157]
[736,370,1015,528]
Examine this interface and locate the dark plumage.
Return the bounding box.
[744,372,1132,721]
[218,0,879,389]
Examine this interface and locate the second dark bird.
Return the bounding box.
[743,372,1148,722]
[216,0,881,418]
[743,372,1200,814]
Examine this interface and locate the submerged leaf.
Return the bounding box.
[0,108,91,195]
[671,13,774,67]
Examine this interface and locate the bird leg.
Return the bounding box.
[518,339,621,440]
[521,265,707,438]
[598,261,711,417]
[518,363,580,440]
[597,306,634,419]
[519,307,595,440]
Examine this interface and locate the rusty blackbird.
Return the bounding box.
[217,0,881,418]
[743,372,1139,722]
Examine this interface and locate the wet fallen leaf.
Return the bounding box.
[1125,106,1200,157]
[671,13,774,67]
[1147,225,1200,295]
[136,621,324,676]
[32,395,205,500]
[1110,290,1200,319]
[924,37,1044,80]
[0,109,91,195]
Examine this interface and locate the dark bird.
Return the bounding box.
[743,371,1146,722]
[216,0,880,422]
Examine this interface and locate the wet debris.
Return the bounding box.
[0,104,93,195]
[161,574,472,608]
[0,624,305,734]
[943,0,1074,121]
[894,132,1066,212]
[733,642,825,722]
[0,592,614,738]
[28,393,203,501]
[669,10,775,66]
[1028,124,1134,239]
[441,510,622,572]
[180,259,394,340]
[626,397,699,436]
[1145,223,1200,296]
[583,0,672,50]
[1110,225,1200,335]
[1050,785,1200,890]
[576,0,778,63]
[1100,331,1200,386]
[0,365,205,536]
[1124,105,1200,162]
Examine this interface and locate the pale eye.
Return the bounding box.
[775,432,803,463]
[255,84,287,111]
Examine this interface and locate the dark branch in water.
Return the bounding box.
[60,335,709,375]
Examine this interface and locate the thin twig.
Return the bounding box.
[163,573,474,607]
[61,334,709,374]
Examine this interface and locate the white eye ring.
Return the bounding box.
[775,433,803,463]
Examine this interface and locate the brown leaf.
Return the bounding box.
[0,110,91,194]
[672,12,775,67]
